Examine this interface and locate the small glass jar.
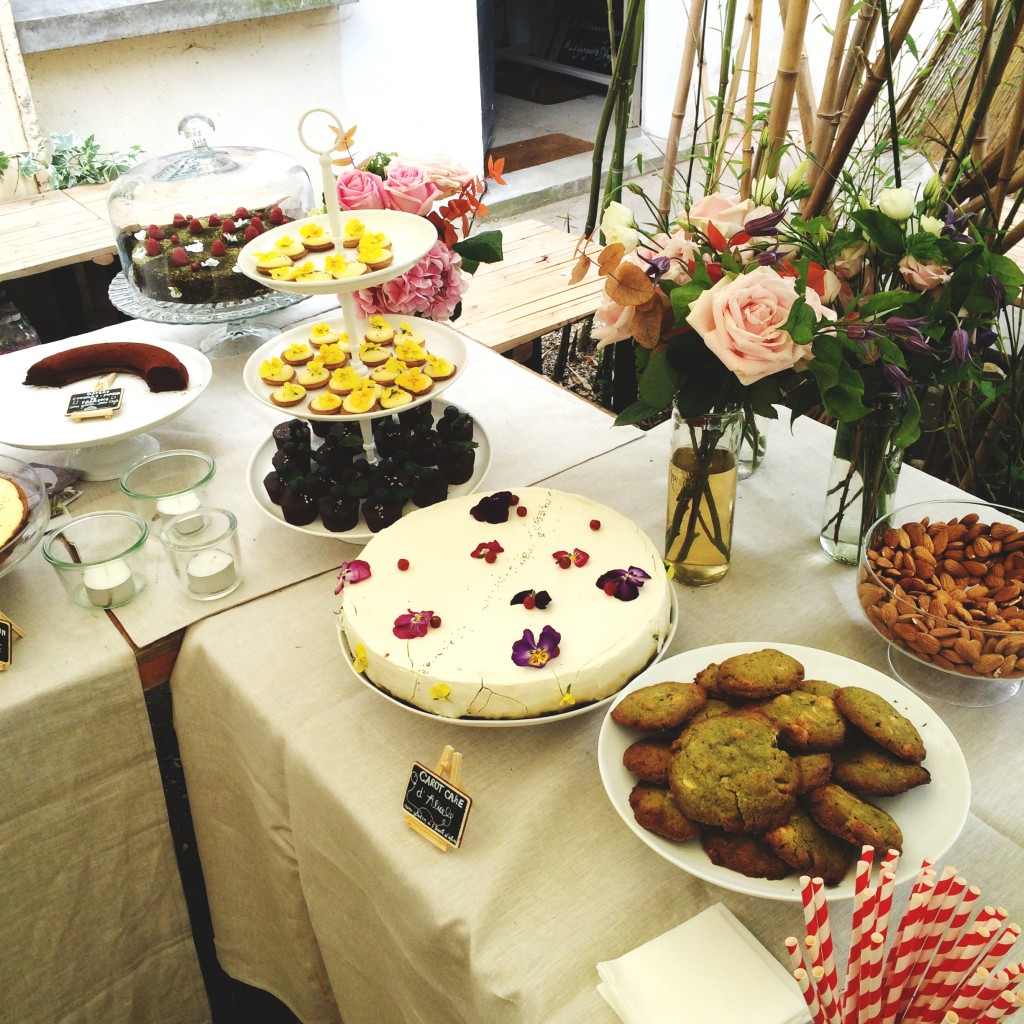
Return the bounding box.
[120,449,216,534]
[42,511,148,609]
[159,507,242,600]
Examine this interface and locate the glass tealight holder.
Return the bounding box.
[159,507,242,601]
[42,510,148,609]
[119,449,216,535]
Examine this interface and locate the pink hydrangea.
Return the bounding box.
[354,240,466,321]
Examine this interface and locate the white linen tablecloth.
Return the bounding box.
[170,410,1024,1023]
[0,544,210,1023]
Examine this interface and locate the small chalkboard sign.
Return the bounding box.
[66,388,124,420]
[403,751,472,850]
[0,612,24,672]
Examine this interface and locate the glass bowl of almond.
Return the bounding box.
[857,499,1024,707]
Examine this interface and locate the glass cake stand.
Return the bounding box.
[109,275,305,359]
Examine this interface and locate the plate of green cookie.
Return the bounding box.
[597,641,971,901]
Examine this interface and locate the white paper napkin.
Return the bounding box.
[596,902,810,1024]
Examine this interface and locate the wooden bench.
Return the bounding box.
[453,218,604,355]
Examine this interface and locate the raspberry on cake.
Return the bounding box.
[338,488,673,720]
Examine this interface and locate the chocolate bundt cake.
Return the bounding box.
[24,342,189,393]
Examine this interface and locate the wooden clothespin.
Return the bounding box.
[402,744,472,851]
[0,610,25,672]
[67,372,123,422]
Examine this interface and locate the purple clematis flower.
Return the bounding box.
[596,566,652,601]
[756,248,784,267]
[950,327,971,366]
[941,204,974,244]
[470,491,519,524]
[882,363,913,399]
[985,274,1006,312]
[886,316,934,357]
[743,209,787,235]
[638,253,673,285]
[334,559,371,594]
[393,609,433,640]
[511,625,561,668]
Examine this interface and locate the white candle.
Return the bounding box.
[82,559,136,608]
[156,492,204,535]
[186,549,238,596]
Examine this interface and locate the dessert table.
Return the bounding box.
[169,410,1024,1023]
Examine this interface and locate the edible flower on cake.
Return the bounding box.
[309,322,340,346]
[328,366,366,395]
[259,357,295,385]
[470,491,519,523]
[370,356,406,385]
[352,642,368,674]
[394,338,427,366]
[470,540,504,562]
[511,589,553,610]
[511,626,561,668]
[318,342,349,369]
[596,566,652,601]
[273,235,307,260]
[299,223,334,251]
[430,684,453,703]
[254,251,292,274]
[342,383,381,414]
[293,263,333,282]
[378,386,413,410]
[553,547,590,568]
[335,559,372,592]
[393,609,434,639]
[397,322,426,345]
[423,354,455,380]
[281,342,314,365]
[269,265,301,281]
[343,218,365,248]
[560,688,576,707]
[357,234,393,270]
[271,382,307,407]
[365,315,395,344]
[358,342,390,367]
[395,366,433,395]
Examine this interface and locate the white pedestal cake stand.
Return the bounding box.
[1,337,212,481]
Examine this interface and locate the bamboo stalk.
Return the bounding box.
[962,163,1024,214]
[778,0,818,147]
[973,0,995,161]
[990,68,1024,226]
[806,0,853,189]
[740,0,763,198]
[709,0,739,164]
[803,0,924,217]
[757,0,812,177]
[699,41,715,159]
[660,0,708,219]
[1000,212,1024,253]
[833,0,880,136]
[713,0,754,188]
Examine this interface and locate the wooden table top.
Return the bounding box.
[0,183,116,281]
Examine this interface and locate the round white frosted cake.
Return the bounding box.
[337,487,673,720]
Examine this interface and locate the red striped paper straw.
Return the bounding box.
[975,988,1017,1023]
[881,895,931,1024]
[813,876,842,1024]
[796,967,828,1024]
[918,933,998,1024]
[977,909,1010,932]
[786,936,806,974]
[948,968,990,1023]
[859,931,886,1024]
[885,881,936,991]
[978,926,1022,976]
[843,849,877,1024]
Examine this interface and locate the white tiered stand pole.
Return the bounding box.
[298,108,377,463]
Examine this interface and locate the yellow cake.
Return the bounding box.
[328,366,367,396]
[297,359,330,389]
[273,235,307,260]
[395,365,433,395]
[270,382,307,407]
[308,322,341,347]
[0,477,28,549]
[342,384,381,414]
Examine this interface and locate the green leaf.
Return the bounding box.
[893,393,921,448]
[668,281,708,324]
[859,289,920,318]
[782,296,817,346]
[614,400,663,426]
[903,231,943,265]
[849,208,905,256]
[637,348,678,410]
[905,33,918,60]
[453,229,503,265]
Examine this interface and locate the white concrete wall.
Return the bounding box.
[20,2,485,198]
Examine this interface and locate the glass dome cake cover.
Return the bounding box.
[108,114,315,305]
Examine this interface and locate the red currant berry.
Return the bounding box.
[523,594,536,610]
[484,551,497,564]
[558,556,571,569]
[397,558,410,571]
[603,581,617,596]
[510,494,520,504]
[516,506,527,517]
[590,519,601,530]
[429,615,441,628]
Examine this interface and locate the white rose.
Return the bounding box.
[601,200,640,252]
[919,215,944,237]
[877,187,915,222]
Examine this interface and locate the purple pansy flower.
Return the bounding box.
[596,566,651,601]
[470,491,519,524]
[511,625,561,668]
[393,609,433,640]
[334,559,371,594]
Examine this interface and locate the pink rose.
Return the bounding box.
[592,292,636,348]
[336,168,387,211]
[381,164,442,216]
[354,240,465,321]
[832,240,869,282]
[686,193,772,239]
[686,266,836,385]
[899,255,950,293]
[389,155,471,199]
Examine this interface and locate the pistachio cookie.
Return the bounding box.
[756,689,847,753]
[792,752,834,793]
[611,682,708,733]
[833,686,926,763]
[764,807,857,886]
[701,829,792,880]
[805,782,904,853]
[715,649,805,699]
[628,782,702,842]
[622,736,676,784]
[832,740,931,797]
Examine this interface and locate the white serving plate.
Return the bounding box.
[241,315,468,422]
[1,337,211,450]
[335,590,679,727]
[246,401,491,543]
[235,210,437,296]
[598,641,971,902]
